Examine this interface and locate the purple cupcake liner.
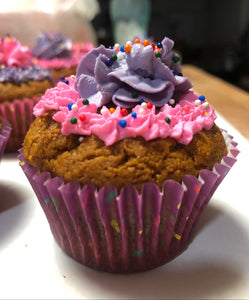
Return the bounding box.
[0,97,39,152]
[0,119,12,160]
[18,130,238,273]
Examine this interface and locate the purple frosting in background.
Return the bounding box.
[0,66,52,83]
[32,32,72,60]
[75,37,193,108]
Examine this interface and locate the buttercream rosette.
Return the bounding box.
[32,32,94,82]
[0,36,31,67]
[75,37,192,108]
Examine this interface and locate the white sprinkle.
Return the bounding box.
[117,52,124,60]
[139,108,146,114]
[79,136,84,142]
[72,104,78,111]
[141,102,147,109]
[202,101,209,108]
[114,43,120,49]
[100,107,108,115]
[194,100,201,106]
[169,99,175,105]
[126,41,132,46]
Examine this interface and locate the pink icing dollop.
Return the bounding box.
[32,42,94,69]
[0,36,32,67]
[34,76,216,145]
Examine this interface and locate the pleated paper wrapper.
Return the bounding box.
[18,130,238,273]
[0,119,11,161]
[0,97,39,152]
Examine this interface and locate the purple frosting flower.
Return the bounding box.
[32,32,72,60]
[74,37,193,108]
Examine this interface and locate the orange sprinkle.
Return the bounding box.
[124,44,131,53]
[109,107,115,114]
[143,40,150,46]
[134,38,140,44]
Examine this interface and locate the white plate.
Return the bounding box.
[0,113,248,299]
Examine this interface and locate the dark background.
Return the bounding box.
[91,0,249,92]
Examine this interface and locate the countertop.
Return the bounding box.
[0,66,249,299]
[183,64,249,140]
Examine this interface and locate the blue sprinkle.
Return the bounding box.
[61,77,69,84]
[105,190,116,203]
[104,58,113,67]
[171,69,176,76]
[131,112,137,118]
[199,95,205,101]
[140,98,144,103]
[119,120,127,128]
[120,45,125,52]
[67,103,74,110]
[157,42,162,48]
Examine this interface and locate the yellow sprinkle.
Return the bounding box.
[186,216,189,220]
[177,202,181,210]
[139,230,143,235]
[110,219,120,233]
[204,112,208,115]
[173,232,181,240]
[25,244,28,247]
[20,161,25,166]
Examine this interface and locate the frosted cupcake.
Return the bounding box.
[0,115,11,161]
[32,32,94,82]
[19,36,238,273]
[0,35,53,152]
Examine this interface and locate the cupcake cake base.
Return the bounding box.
[18,130,238,273]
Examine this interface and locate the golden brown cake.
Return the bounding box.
[0,79,52,102]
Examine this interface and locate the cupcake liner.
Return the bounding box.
[0,97,39,152]
[0,119,12,160]
[18,130,238,273]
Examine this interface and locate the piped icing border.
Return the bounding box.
[34,76,216,146]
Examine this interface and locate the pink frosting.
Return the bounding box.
[0,36,32,67]
[32,42,94,69]
[34,76,216,145]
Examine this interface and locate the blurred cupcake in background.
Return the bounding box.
[31,32,94,82]
[0,35,53,152]
[0,115,11,161]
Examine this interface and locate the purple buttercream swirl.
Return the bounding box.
[0,66,52,83]
[75,37,193,108]
[32,32,72,60]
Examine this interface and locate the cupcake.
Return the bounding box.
[0,115,11,161]
[0,35,53,152]
[31,32,94,82]
[19,36,238,273]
